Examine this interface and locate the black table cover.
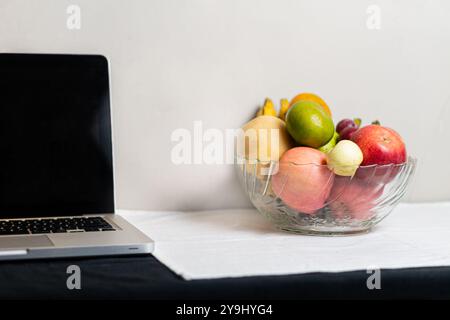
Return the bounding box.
[0,254,449,299]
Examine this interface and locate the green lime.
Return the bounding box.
[286,100,335,148]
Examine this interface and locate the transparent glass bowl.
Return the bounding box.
[236,156,417,236]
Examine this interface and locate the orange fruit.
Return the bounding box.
[289,93,332,116]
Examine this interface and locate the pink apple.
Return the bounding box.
[272,147,334,214]
[351,125,407,166]
[328,176,384,220]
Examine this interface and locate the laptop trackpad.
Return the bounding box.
[0,235,53,249]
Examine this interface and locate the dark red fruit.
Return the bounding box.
[336,119,357,134]
[339,126,358,141]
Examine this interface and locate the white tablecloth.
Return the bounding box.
[119,202,450,280]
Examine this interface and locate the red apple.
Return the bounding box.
[351,125,407,165]
[272,147,334,214]
[328,176,384,220]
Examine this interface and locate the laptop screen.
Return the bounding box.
[0,54,114,218]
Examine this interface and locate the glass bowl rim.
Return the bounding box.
[236,155,417,169]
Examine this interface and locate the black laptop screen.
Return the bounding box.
[0,54,114,218]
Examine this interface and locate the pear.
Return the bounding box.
[239,116,294,163]
[326,140,363,176]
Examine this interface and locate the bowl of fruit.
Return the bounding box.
[236,93,417,235]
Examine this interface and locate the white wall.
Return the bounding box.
[1,0,449,210]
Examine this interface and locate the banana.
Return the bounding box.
[256,98,277,117]
[278,98,289,121]
[256,107,263,117]
[263,98,277,116]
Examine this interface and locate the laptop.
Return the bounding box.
[0,53,154,260]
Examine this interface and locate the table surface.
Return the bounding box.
[122,204,450,280]
[1,254,450,299]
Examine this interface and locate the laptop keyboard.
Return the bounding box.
[0,217,116,235]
